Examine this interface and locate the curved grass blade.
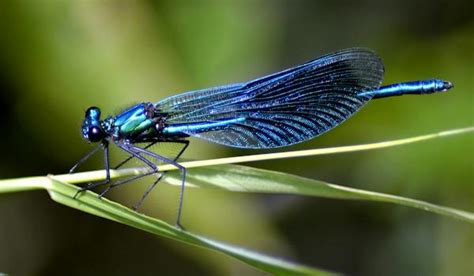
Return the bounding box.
[164,164,474,223]
[152,126,474,171]
[53,126,473,185]
[0,176,333,276]
[49,126,473,223]
[0,127,471,272]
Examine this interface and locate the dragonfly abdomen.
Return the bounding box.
[358,79,453,99]
[163,117,246,135]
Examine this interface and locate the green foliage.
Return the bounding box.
[170,164,473,223]
[0,175,332,276]
[0,128,472,274]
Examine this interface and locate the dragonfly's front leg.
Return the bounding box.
[73,141,111,199]
[69,143,103,173]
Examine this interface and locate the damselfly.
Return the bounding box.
[71,48,453,229]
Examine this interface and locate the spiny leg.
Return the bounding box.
[113,141,157,170]
[99,140,188,201]
[127,143,188,230]
[98,170,158,198]
[130,140,189,211]
[73,141,111,199]
[132,173,165,211]
[100,140,189,196]
[117,142,159,172]
[69,143,103,173]
[94,140,157,197]
[101,140,175,198]
[74,141,159,198]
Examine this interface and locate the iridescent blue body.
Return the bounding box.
[358,79,452,99]
[73,48,453,228]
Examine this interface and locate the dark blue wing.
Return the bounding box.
[155,48,384,148]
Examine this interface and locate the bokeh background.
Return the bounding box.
[0,1,473,275]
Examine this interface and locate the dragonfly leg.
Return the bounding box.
[96,141,158,198]
[73,141,111,199]
[98,170,159,198]
[131,140,189,211]
[113,141,158,170]
[132,173,166,211]
[69,143,103,173]
[100,140,188,211]
[126,142,188,230]
[101,140,184,200]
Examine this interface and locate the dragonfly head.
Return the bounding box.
[82,106,106,143]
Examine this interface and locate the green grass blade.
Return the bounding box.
[0,176,333,276]
[0,127,472,273]
[136,126,474,172]
[50,126,473,187]
[164,165,474,224]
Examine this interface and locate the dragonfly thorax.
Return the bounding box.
[82,103,172,144]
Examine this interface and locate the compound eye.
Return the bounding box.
[85,106,101,119]
[87,126,104,142]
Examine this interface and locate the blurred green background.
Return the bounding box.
[0,1,472,275]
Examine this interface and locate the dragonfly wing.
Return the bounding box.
[156,48,384,148]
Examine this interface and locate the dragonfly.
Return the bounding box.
[70,48,453,229]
